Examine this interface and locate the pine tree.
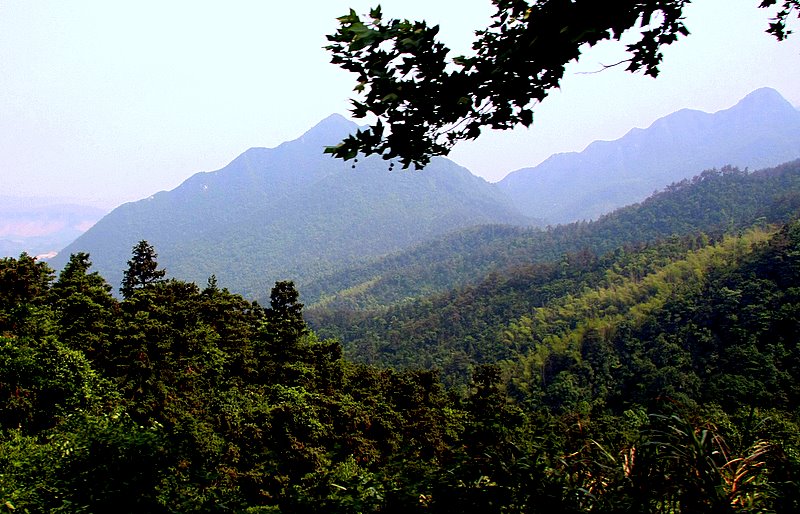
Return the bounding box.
[50,252,117,361]
[120,240,166,298]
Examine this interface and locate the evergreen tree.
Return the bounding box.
[267,280,306,340]
[120,240,166,298]
[255,281,310,384]
[50,252,117,362]
[0,253,54,335]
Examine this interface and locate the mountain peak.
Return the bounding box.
[295,114,359,147]
[498,87,800,224]
[732,87,793,114]
[740,86,782,101]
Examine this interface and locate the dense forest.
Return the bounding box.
[3,166,800,511]
[308,162,800,378]
[303,161,800,311]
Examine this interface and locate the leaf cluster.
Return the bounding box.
[326,1,798,167]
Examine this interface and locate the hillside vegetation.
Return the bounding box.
[307,160,800,329]
[3,162,800,512]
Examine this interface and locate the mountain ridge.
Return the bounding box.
[304,159,800,311]
[306,159,800,378]
[498,87,800,223]
[53,115,529,298]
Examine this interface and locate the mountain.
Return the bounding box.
[0,198,106,258]
[307,160,800,379]
[52,114,529,297]
[498,87,800,224]
[306,159,800,315]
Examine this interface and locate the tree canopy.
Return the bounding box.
[325,0,799,168]
[4,218,800,511]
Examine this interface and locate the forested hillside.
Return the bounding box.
[502,221,800,415]
[3,217,800,511]
[53,115,528,298]
[8,109,800,514]
[311,232,720,381]
[6,1,800,511]
[305,160,800,312]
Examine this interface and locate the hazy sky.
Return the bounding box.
[1,1,798,208]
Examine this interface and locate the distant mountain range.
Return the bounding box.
[49,88,800,298]
[0,198,107,258]
[52,115,528,297]
[498,87,800,224]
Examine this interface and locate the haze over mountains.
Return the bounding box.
[498,87,800,223]
[48,88,800,298]
[0,198,106,258]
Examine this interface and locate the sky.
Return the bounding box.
[1,1,798,209]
